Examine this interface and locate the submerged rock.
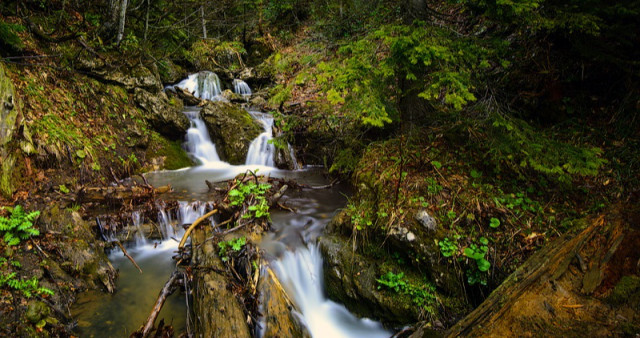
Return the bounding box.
[200,101,262,164]
[134,88,189,140]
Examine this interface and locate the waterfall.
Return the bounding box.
[272,245,390,338]
[183,107,221,164]
[288,143,300,170]
[132,211,147,246]
[246,111,276,167]
[233,79,252,97]
[174,71,223,101]
[156,201,175,240]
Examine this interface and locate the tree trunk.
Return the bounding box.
[116,0,129,45]
[200,5,207,39]
[143,0,150,41]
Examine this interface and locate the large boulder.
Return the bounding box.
[39,206,117,293]
[76,58,162,93]
[134,88,189,140]
[200,101,262,164]
[319,234,420,326]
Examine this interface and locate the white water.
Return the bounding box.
[174,71,223,101]
[246,111,276,167]
[183,107,221,164]
[132,211,147,246]
[233,79,252,97]
[272,245,390,338]
[135,72,388,337]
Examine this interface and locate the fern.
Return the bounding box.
[0,205,41,246]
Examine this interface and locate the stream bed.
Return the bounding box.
[71,72,390,337]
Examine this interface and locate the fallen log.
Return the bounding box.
[192,228,251,338]
[78,185,171,202]
[436,204,640,337]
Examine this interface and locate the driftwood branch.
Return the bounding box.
[114,240,143,274]
[136,271,180,338]
[178,209,219,250]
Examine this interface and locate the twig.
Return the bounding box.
[178,209,219,251]
[114,240,143,274]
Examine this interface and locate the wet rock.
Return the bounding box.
[415,209,437,232]
[171,86,202,106]
[200,101,262,164]
[319,235,420,326]
[221,89,246,103]
[134,88,189,140]
[275,144,299,170]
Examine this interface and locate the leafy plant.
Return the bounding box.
[377,272,437,315]
[0,273,54,298]
[228,180,272,220]
[489,217,501,228]
[59,185,70,194]
[218,237,247,262]
[0,205,41,246]
[463,237,491,285]
[438,237,457,257]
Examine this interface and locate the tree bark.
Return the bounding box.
[116,0,129,45]
[200,5,207,39]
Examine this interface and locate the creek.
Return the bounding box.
[71,72,389,337]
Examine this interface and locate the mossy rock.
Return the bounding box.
[39,206,116,292]
[134,88,189,140]
[144,132,193,171]
[608,275,640,308]
[319,235,420,326]
[200,101,262,164]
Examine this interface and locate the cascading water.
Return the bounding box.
[246,111,276,167]
[174,71,223,101]
[132,211,147,246]
[233,79,252,97]
[272,245,390,338]
[77,71,390,337]
[183,107,221,164]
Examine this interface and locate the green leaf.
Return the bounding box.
[477,258,491,272]
[489,217,501,228]
[431,161,442,169]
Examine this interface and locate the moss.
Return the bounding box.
[607,275,640,308]
[146,132,193,170]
